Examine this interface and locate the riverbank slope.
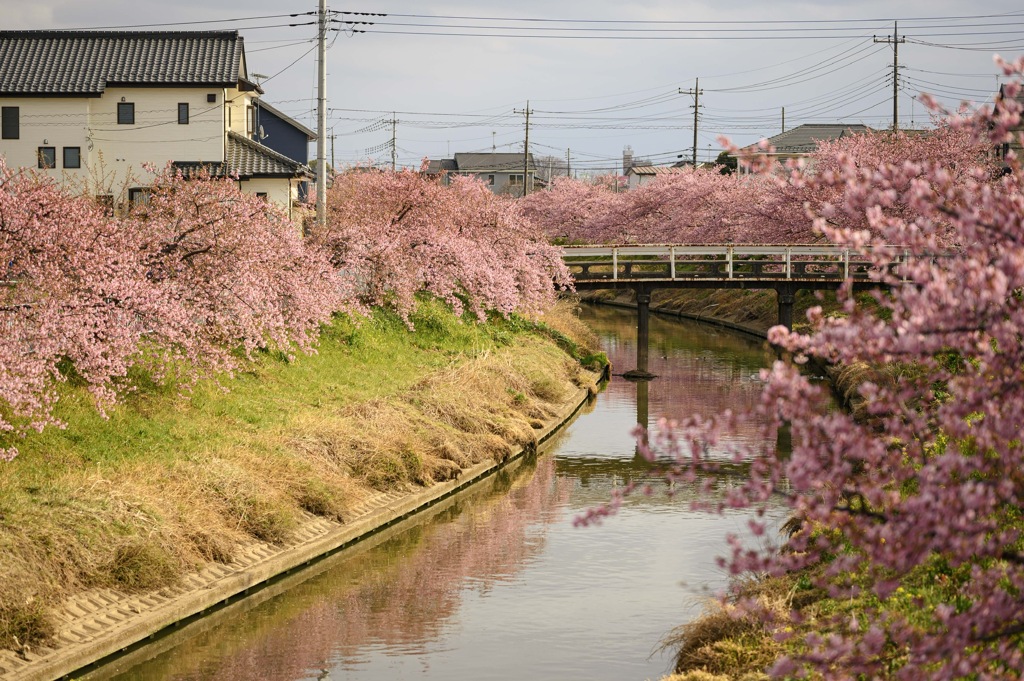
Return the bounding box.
[0,299,605,680]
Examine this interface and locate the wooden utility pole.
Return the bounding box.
[315,0,328,227]
[514,101,532,196]
[680,78,703,166]
[874,22,905,131]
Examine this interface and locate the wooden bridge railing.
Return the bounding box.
[561,244,911,284]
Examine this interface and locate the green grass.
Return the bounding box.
[0,298,601,651]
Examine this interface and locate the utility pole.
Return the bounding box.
[329,129,335,172]
[680,78,703,166]
[566,148,570,177]
[874,21,905,131]
[513,101,532,197]
[391,112,397,171]
[315,0,328,227]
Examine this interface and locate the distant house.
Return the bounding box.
[252,100,317,201]
[995,83,1024,166]
[734,123,875,174]
[424,152,536,196]
[0,30,313,217]
[625,164,692,189]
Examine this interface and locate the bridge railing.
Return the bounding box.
[561,244,912,283]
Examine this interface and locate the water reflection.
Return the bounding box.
[97,304,786,681]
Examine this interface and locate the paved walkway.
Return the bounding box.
[0,381,596,681]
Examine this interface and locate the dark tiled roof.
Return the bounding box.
[0,30,246,95]
[453,152,535,173]
[424,158,457,174]
[742,123,875,154]
[174,132,313,179]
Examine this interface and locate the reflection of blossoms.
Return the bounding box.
[137,456,572,680]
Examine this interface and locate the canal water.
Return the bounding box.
[96,305,787,681]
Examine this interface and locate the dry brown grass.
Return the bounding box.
[660,576,797,680]
[0,304,596,652]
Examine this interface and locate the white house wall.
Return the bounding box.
[226,88,255,138]
[0,87,226,194]
[0,96,90,182]
[239,176,297,219]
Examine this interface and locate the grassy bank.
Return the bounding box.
[0,298,604,653]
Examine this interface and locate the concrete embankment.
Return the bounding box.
[0,371,601,681]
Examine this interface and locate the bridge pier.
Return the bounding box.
[623,286,656,380]
[776,284,798,331]
[636,289,651,373]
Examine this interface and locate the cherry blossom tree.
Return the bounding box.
[311,169,571,323]
[0,162,150,461]
[581,57,1024,678]
[132,166,340,374]
[0,165,340,460]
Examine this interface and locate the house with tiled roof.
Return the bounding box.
[0,30,313,217]
[424,152,536,196]
[734,123,875,174]
[625,164,694,189]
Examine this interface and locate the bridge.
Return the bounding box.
[561,244,907,375]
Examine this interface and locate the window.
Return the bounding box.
[1,106,18,139]
[128,187,151,206]
[487,174,495,186]
[207,93,217,103]
[508,174,524,186]
[178,103,189,125]
[255,192,269,202]
[63,147,81,169]
[37,147,56,169]
[117,102,135,124]
[246,105,255,135]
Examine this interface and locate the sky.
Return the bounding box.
[4,1,1024,174]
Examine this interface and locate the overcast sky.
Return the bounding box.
[4,1,1023,172]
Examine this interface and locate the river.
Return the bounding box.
[93,305,787,681]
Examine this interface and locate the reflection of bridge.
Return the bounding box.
[562,244,905,373]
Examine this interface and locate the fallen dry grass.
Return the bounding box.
[0,299,601,652]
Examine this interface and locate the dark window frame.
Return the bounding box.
[178,103,189,125]
[117,102,135,125]
[37,146,56,169]
[128,187,151,207]
[63,146,81,169]
[1,106,18,139]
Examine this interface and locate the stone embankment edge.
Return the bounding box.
[8,373,603,681]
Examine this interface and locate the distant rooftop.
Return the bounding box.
[626,165,692,176]
[424,153,536,174]
[740,123,875,155]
